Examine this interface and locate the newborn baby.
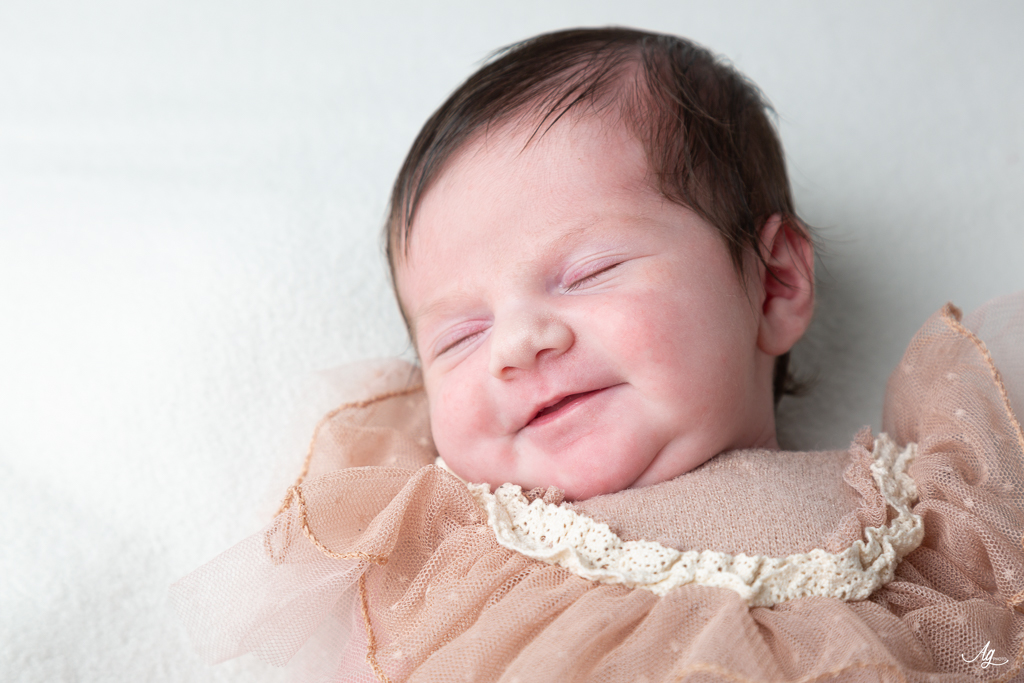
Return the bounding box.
[393,104,813,502]
[388,28,813,501]
[174,28,1024,682]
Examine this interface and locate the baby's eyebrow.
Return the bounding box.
[552,215,605,243]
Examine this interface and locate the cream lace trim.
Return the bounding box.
[468,434,923,607]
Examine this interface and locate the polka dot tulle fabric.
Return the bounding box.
[172,294,1024,682]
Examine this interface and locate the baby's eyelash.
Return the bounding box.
[435,327,485,357]
[565,262,621,292]
[438,334,473,355]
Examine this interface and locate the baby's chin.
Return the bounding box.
[562,441,726,500]
[440,429,733,501]
[445,458,632,501]
[492,457,666,502]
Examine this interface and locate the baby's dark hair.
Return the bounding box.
[386,27,809,403]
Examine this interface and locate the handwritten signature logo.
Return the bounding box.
[961,641,1009,669]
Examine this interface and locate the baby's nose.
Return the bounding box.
[487,310,574,379]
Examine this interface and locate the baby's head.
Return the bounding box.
[386,28,814,500]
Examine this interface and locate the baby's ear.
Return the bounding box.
[755,214,815,356]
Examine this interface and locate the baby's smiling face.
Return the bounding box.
[396,112,783,500]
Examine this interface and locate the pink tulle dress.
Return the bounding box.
[172,294,1024,682]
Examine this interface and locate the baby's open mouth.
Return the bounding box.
[531,390,601,424]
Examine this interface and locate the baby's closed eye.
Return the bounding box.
[431,321,490,359]
[563,261,624,293]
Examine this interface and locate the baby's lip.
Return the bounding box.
[524,384,620,429]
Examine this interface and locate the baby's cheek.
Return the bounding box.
[430,382,469,451]
[596,293,684,366]
[429,376,495,472]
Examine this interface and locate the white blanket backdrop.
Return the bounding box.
[1,1,1022,680]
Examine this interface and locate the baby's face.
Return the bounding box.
[396,113,779,500]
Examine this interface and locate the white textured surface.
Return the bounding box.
[0,1,1022,680]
